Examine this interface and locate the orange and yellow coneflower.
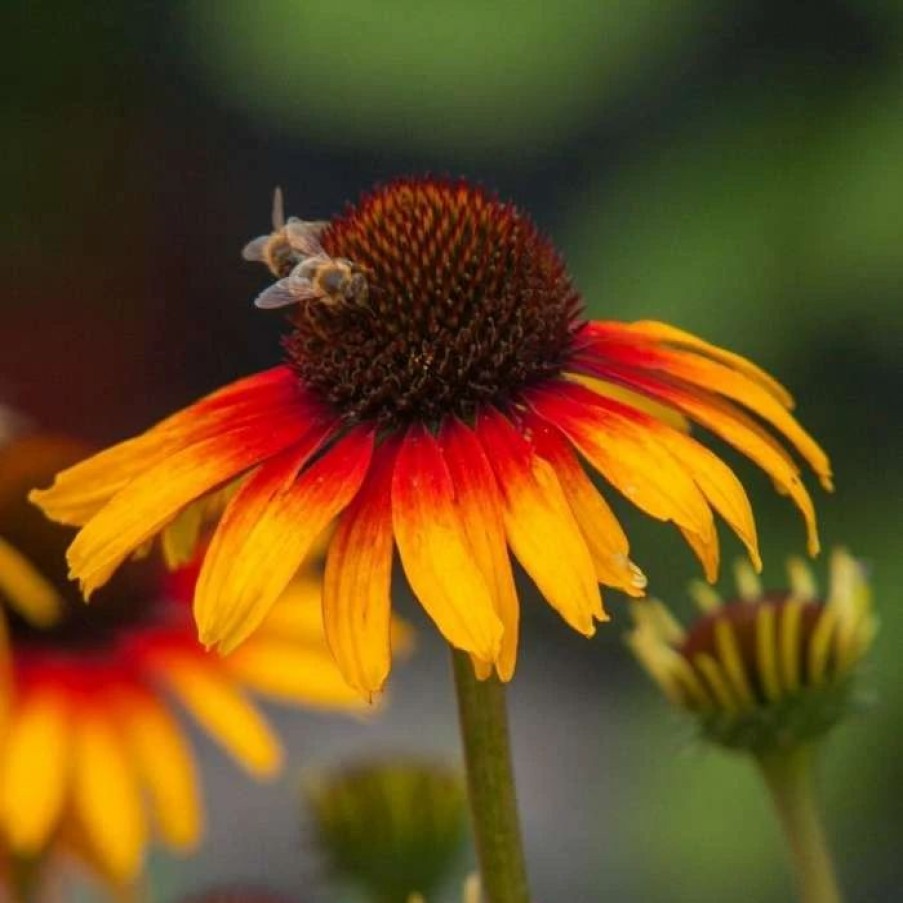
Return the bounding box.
[31,177,831,697]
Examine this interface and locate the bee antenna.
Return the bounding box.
[272,186,285,230]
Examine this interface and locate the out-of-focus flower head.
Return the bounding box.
[306,758,468,902]
[0,428,403,888]
[628,550,876,754]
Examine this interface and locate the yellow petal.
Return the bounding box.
[608,373,821,557]
[0,536,63,626]
[477,408,603,635]
[28,430,175,527]
[0,690,70,853]
[29,367,309,527]
[227,639,365,709]
[323,439,397,696]
[678,523,720,584]
[67,416,318,599]
[651,347,832,490]
[119,692,202,851]
[526,415,646,595]
[676,391,821,556]
[392,424,503,662]
[623,320,795,409]
[160,500,205,570]
[254,572,329,638]
[568,371,691,432]
[661,430,761,571]
[71,710,146,881]
[196,427,373,654]
[529,383,716,554]
[755,604,782,702]
[440,418,520,681]
[157,653,282,777]
[713,619,755,709]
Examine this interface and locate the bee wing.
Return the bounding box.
[286,269,328,301]
[242,234,271,262]
[284,219,328,256]
[253,279,300,309]
[271,186,285,229]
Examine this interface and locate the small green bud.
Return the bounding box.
[305,759,468,903]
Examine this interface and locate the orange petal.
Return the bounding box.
[440,417,520,681]
[30,367,312,527]
[564,374,760,571]
[584,320,794,408]
[71,708,147,881]
[64,412,329,599]
[226,638,365,710]
[323,438,399,697]
[589,368,820,556]
[476,408,603,635]
[567,371,690,433]
[596,342,831,490]
[391,424,502,662]
[154,652,282,777]
[196,426,374,654]
[529,383,716,552]
[0,689,70,854]
[679,391,820,556]
[0,537,63,626]
[193,441,327,649]
[525,414,646,596]
[658,427,761,571]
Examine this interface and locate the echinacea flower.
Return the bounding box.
[627,550,873,903]
[0,433,382,886]
[627,549,875,753]
[31,177,831,695]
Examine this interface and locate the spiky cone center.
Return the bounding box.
[283,178,583,427]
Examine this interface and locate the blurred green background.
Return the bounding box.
[5,1,901,900]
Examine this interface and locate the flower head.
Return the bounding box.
[0,433,375,884]
[306,759,467,902]
[628,549,876,754]
[31,177,831,694]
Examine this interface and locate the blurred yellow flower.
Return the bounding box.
[0,432,402,887]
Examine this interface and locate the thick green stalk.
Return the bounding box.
[451,650,530,903]
[757,745,843,903]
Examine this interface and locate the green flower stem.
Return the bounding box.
[757,745,843,903]
[451,649,531,903]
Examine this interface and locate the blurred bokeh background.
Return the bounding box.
[5,1,901,900]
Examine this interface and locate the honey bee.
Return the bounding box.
[252,249,370,314]
[241,187,328,278]
[243,188,370,332]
